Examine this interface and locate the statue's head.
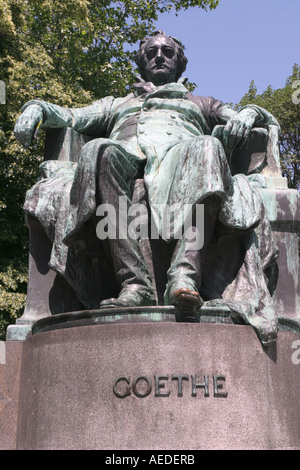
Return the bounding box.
[135,30,188,86]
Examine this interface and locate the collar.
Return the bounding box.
[133,79,157,96]
[133,76,189,97]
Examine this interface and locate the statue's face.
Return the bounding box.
[141,35,178,85]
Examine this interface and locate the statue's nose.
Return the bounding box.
[155,49,164,63]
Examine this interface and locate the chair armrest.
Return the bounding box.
[213,125,282,177]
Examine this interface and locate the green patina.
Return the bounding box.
[12,31,296,347]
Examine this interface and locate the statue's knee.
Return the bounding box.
[82,140,118,170]
[191,135,223,149]
[205,135,224,150]
[82,138,105,156]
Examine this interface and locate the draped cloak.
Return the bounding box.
[22,81,281,345]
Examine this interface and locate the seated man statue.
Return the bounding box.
[14,30,280,346]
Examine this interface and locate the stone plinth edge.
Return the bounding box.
[16,321,300,450]
[30,305,237,336]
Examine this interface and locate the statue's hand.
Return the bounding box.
[14,105,43,149]
[222,108,257,153]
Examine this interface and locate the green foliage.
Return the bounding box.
[237,65,300,190]
[0,0,219,339]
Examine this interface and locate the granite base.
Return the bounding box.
[13,319,300,450]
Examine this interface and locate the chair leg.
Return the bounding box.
[17,215,57,325]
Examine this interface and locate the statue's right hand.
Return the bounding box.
[14,104,44,149]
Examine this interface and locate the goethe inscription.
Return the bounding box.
[113,374,228,399]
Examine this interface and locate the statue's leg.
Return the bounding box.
[158,134,228,311]
[97,145,155,308]
[164,196,219,310]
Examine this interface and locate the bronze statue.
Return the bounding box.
[14,31,282,346]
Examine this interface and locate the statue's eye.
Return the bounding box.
[146,48,157,60]
[162,47,175,59]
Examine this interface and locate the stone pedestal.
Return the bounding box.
[14,317,300,450]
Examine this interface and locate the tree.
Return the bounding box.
[237,64,300,190]
[0,0,220,339]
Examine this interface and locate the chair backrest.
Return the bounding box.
[44,128,93,162]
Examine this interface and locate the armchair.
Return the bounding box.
[8,123,300,339]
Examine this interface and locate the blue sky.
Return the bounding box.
[154,0,299,104]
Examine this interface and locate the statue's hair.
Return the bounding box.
[135,30,188,81]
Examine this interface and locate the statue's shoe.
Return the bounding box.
[100,288,156,309]
[169,287,203,311]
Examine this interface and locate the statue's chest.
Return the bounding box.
[111,95,206,140]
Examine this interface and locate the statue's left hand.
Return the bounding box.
[14,104,44,149]
[222,108,257,153]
